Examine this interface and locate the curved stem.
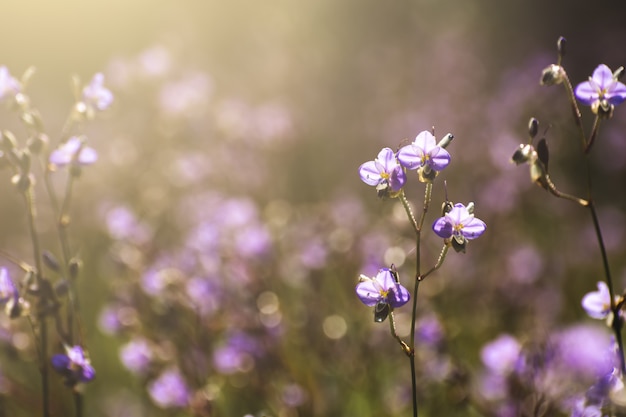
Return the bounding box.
[584,116,601,154]
[420,245,449,282]
[561,72,587,150]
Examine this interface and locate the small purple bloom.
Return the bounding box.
[119,337,153,375]
[570,400,602,417]
[397,131,451,172]
[148,368,190,409]
[582,281,612,320]
[0,66,20,101]
[433,202,486,244]
[51,345,95,385]
[481,334,521,375]
[356,268,410,310]
[82,73,113,112]
[575,64,626,109]
[0,268,17,306]
[358,148,406,195]
[49,136,98,167]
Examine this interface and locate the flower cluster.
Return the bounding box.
[355,127,486,416]
[0,65,108,414]
[358,130,452,198]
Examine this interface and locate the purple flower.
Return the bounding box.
[148,368,190,408]
[582,281,612,320]
[432,203,486,243]
[358,148,406,197]
[0,268,17,306]
[119,337,153,375]
[481,334,521,375]
[356,268,410,322]
[397,131,451,172]
[0,66,20,101]
[0,267,24,317]
[82,73,113,112]
[570,400,602,417]
[575,64,626,115]
[49,136,98,167]
[51,345,95,385]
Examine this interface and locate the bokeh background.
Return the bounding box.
[1,1,626,416]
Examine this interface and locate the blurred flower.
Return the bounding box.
[432,203,486,249]
[0,268,17,306]
[159,72,212,116]
[51,345,95,386]
[553,324,617,380]
[137,45,172,78]
[81,73,113,112]
[119,337,153,375]
[582,281,612,320]
[356,268,410,322]
[148,368,190,408]
[416,315,444,347]
[49,136,98,167]
[0,268,25,318]
[358,147,406,198]
[569,400,602,417]
[213,332,260,374]
[397,130,451,174]
[481,334,521,375]
[0,66,20,101]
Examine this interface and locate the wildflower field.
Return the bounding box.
[1,1,626,416]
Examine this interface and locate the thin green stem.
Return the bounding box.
[544,174,589,207]
[0,249,32,272]
[561,72,587,150]
[588,200,626,374]
[420,245,449,282]
[22,188,50,417]
[399,191,419,235]
[584,116,601,154]
[388,311,411,356]
[402,182,433,417]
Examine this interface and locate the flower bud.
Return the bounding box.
[374,301,390,323]
[11,173,33,192]
[68,257,82,280]
[27,133,49,155]
[540,64,565,86]
[437,133,454,149]
[54,279,70,297]
[557,37,566,59]
[42,250,61,272]
[18,150,31,172]
[1,131,17,151]
[511,144,535,165]
[20,110,44,131]
[528,117,539,139]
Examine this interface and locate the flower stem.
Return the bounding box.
[420,245,449,282]
[588,199,626,373]
[584,116,601,154]
[404,182,433,417]
[561,72,587,150]
[22,188,50,417]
